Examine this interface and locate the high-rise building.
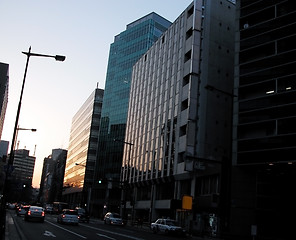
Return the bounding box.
[11,149,36,185]
[232,1,296,239]
[63,88,104,209]
[5,149,36,202]
[93,12,171,218]
[0,63,9,140]
[123,0,235,235]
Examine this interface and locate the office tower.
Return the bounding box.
[232,1,296,239]
[0,63,9,140]
[123,0,235,236]
[63,88,104,209]
[4,149,36,202]
[93,13,171,218]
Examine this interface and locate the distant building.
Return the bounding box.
[0,140,8,159]
[231,1,296,239]
[63,88,104,209]
[39,149,67,204]
[93,12,171,219]
[122,0,235,236]
[4,149,36,202]
[0,63,9,140]
[11,149,36,185]
[0,140,9,193]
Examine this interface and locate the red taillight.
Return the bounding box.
[62,214,66,218]
[42,211,45,217]
[28,210,31,216]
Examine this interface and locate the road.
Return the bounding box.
[10,210,187,240]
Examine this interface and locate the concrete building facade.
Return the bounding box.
[123,0,235,236]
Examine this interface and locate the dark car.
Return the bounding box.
[76,207,89,223]
[24,206,45,222]
[17,205,30,216]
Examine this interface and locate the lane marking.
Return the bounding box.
[82,224,145,240]
[44,230,56,237]
[97,233,117,240]
[45,220,86,239]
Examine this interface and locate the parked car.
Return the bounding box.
[103,212,124,226]
[75,207,90,223]
[151,218,186,236]
[17,205,30,216]
[57,209,79,225]
[24,206,45,222]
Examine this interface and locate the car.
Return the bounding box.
[151,218,186,236]
[17,205,30,216]
[57,209,79,225]
[75,207,90,223]
[24,206,45,222]
[45,206,53,214]
[103,212,124,226]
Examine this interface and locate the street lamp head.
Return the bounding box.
[55,55,66,61]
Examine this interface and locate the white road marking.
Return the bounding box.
[97,233,117,240]
[43,230,56,237]
[82,224,145,240]
[45,220,86,239]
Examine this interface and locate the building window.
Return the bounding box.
[187,6,194,18]
[184,50,192,62]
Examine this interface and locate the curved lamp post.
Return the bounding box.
[8,47,65,166]
[0,47,65,239]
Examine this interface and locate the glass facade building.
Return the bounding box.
[123,0,235,235]
[63,88,104,207]
[93,13,171,217]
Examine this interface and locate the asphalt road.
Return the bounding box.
[11,211,188,240]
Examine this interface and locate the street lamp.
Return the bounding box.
[7,47,65,167]
[14,127,37,150]
[0,47,65,239]
[114,138,134,223]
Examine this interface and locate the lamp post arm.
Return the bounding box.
[22,51,66,61]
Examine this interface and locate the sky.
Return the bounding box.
[0,0,193,188]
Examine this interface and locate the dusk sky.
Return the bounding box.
[0,0,193,188]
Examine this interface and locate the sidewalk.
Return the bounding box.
[5,210,23,240]
[90,218,222,240]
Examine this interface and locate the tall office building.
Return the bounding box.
[123,0,235,236]
[63,88,104,209]
[0,63,9,140]
[11,149,36,185]
[232,1,296,239]
[93,13,171,218]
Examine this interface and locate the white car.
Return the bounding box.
[151,218,186,236]
[57,209,79,225]
[104,212,124,225]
